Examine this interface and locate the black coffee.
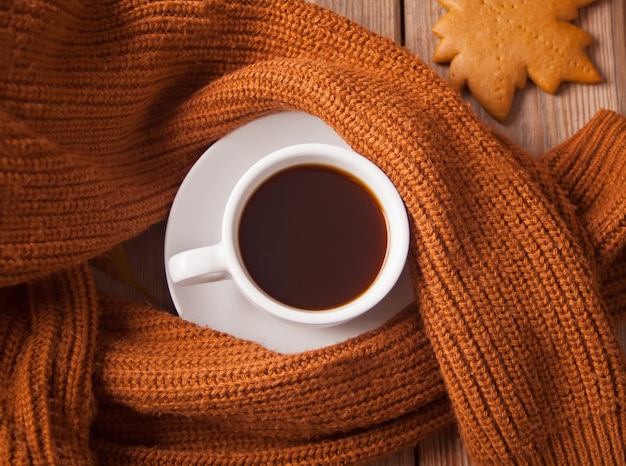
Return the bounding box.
[238,164,387,310]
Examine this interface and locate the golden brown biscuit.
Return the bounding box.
[433,0,602,121]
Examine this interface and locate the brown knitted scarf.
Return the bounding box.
[1,0,626,464]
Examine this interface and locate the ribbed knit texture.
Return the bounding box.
[1,0,625,464]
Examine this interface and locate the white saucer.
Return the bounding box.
[164,111,414,354]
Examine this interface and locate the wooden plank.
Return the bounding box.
[417,425,472,466]
[309,0,403,44]
[404,0,625,155]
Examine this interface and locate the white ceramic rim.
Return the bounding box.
[220,143,409,326]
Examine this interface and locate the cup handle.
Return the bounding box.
[168,244,229,285]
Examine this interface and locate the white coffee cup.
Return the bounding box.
[167,143,409,326]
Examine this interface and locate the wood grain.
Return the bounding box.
[310,0,402,44]
[404,0,625,155]
[97,1,625,465]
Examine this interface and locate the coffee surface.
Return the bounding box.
[238,164,387,310]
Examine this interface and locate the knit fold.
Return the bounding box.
[541,110,626,326]
[1,0,625,464]
[94,297,446,430]
[90,398,454,465]
[91,296,454,464]
[542,110,626,272]
[0,265,97,464]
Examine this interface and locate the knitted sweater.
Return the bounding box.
[1,0,625,464]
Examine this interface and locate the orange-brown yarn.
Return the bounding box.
[1,1,625,465]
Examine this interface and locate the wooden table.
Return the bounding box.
[95,1,625,464]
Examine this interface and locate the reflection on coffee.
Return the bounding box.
[238,164,388,310]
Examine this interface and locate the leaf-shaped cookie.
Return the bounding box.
[433,0,602,121]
